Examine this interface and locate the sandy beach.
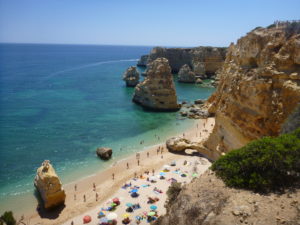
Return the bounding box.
[22,118,215,225]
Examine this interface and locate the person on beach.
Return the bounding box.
[137,159,140,166]
[157,148,159,155]
[74,184,77,191]
[134,172,137,178]
[96,192,98,201]
[71,221,74,225]
[93,182,96,191]
[83,194,86,202]
[74,194,76,200]
[112,173,115,180]
[147,152,149,158]
[161,155,163,159]
[197,124,198,129]
[183,133,185,137]
[127,162,129,169]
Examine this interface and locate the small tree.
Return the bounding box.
[211,128,300,192]
[0,211,16,225]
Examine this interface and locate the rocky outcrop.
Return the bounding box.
[137,55,149,67]
[153,171,300,225]
[122,66,139,87]
[132,58,180,111]
[204,23,300,155]
[180,101,211,119]
[166,137,202,152]
[34,160,66,209]
[147,46,226,77]
[178,64,196,83]
[96,147,112,160]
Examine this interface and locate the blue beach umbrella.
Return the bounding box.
[131,189,138,193]
[99,217,108,223]
[150,205,157,210]
[159,172,166,176]
[126,203,133,207]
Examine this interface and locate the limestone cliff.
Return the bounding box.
[123,66,140,87]
[147,46,226,76]
[204,23,300,155]
[34,160,66,209]
[132,57,180,111]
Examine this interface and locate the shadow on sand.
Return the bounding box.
[34,189,65,219]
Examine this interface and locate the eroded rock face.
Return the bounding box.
[132,58,180,111]
[178,64,196,83]
[96,147,112,160]
[34,160,66,209]
[147,46,226,76]
[166,137,202,152]
[137,55,149,67]
[204,24,300,155]
[123,66,140,87]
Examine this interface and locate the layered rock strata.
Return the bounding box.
[132,58,180,111]
[204,23,300,155]
[122,66,140,87]
[178,64,196,83]
[34,160,66,209]
[147,46,227,77]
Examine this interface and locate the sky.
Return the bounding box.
[0,0,299,47]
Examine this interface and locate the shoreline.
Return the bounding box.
[17,117,215,225]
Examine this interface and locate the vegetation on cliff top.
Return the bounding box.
[0,211,16,225]
[211,128,300,192]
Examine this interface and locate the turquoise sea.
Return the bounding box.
[0,43,215,214]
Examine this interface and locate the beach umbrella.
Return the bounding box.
[163,165,171,169]
[149,176,157,181]
[170,161,176,166]
[83,215,92,224]
[98,211,105,217]
[150,205,157,210]
[126,203,133,207]
[111,202,117,207]
[107,212,118,220]
[131,192,139,198]
[181,173,187,177]
[113,197,119,202]
[99,217,108,223]
[159,172,166,176]
[148,212,156,216]
[123,213,131,218]
[192,173,198,177]
[131,189,138,193]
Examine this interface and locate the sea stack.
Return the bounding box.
[132,57,180,111]
[178,64,196,83]
[123,66,140,87]
[34,160,66,209]
[137,55,149,67]
[204,23,300,155]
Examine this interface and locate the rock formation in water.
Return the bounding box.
[204,22,300,156]
[132,57,180,111]
[34,160,66,209]
[122,66,140,87]
[146,46,227,77]
[178,64,196,83]
[137,55,149,67]
[96,147,113,160]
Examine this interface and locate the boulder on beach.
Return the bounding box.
[34,160,66,209]
[96,147,113,160]
[123,66,140,87]
[166,137,201,152]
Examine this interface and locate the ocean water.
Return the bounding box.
[0,43,215,213]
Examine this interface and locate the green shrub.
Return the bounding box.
[166,182,182,205]
[211,128,300,192]
[0,211,16,225]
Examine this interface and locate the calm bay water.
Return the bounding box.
[0,43,214,213]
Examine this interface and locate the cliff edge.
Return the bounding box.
[204,23,300,155]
